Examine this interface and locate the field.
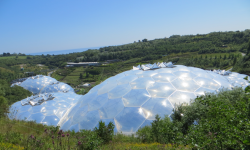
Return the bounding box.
[0,56,27,59]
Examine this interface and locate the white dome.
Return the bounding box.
[9,65,250,134]
[59,65,249,134]
[9,92,81,126]
[12,75,74,94]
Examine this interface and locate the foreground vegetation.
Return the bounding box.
[0,87,249,149]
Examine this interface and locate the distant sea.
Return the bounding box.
[26,46,103,56]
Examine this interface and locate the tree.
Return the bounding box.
[233,57,237,66]
[224,54,227,60]
[80,73,83,79]
[247,40,250,55]
[142,39,148,42]
[3,53,6,56]
[0,96,8,118]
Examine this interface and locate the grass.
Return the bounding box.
[51,73,64,81]
[0,117,190,150]
[0,56,27,59]
[62,75,82,87]
[0,67,15,73]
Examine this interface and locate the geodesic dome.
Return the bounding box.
[58,65,250,134]
[11,75,74,94]
[9,92,81,126]
[9,65,250,135]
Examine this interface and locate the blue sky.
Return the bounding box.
[0,0,250,54]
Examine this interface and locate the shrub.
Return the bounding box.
[180,87,250,149]
[77,129,103,150]
[94,121,115,144]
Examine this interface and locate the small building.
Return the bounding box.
[66,62,100,67]
[79,83,91,87]
[65,65,74,67]
[106,59,120,63]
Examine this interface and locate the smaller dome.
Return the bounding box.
[11,75,74,95]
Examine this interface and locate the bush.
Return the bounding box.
[94,121,115,144]
[174,87,250,149]
[137,115,183,147]
[137,87,250,149]
[77,129,103,150]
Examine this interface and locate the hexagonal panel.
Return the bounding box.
[79,92,98,107]
[42,100,57,107]
[79,110,100,130]
[136,71,158,78]
[103,73,125,84]
[195,71,214,79]
[117,75,138,85]
[115,107,145,133]
[17,111,30,120]
[27,113,45,123]
[40,82,74,94]
[98,82,118,95]
[71,105,88,125]
[88,93,109,111]
[175,65,190,71]
[66,104,80,118]
[55,101,71,109]
[130,77,155,89]
[108,84,131,99]
[42,115,60,126]
[174,71,197,80]
[147,82,176,98]
[141,98,174,120]
[195,87,216,96]
[194,77,221,90]
[17,105,32,113]
[88,82,107,94]
[152,73,176,82]
[171,78,200,92]
[41,106,58,116]
[157,68,176,73]
[168,91,196,107]
[124,70,143,76]
[213,78,232,90]
[188,67,204,72]
[209,72,229,82]
[122,89,151,107]
[60,118,72,131]
[234,79,249,86]
[99,98,124,119]
[28,105,45,114]
[55,108,67,119]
